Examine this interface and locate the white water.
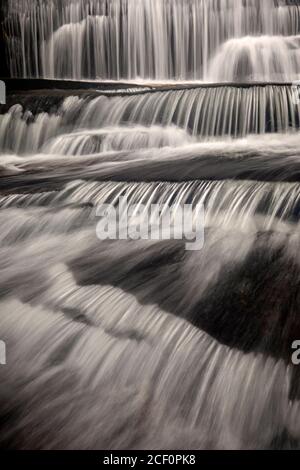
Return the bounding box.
[0,203,300,449]
[1,92,300,447]
[1,85,299,156]
[206,35,300,82]
[4,0,300,80]
[2,0,300,452]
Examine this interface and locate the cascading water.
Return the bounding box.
[206,35,300,82]
[3,0,300,81]
[1,0,300,452]
[1,85,300,155]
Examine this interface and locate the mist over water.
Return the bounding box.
[1,0,300,451]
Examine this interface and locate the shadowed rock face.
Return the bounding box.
[193,232,300,359]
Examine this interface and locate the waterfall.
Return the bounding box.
[2,0,300,452]
[1,169,300,448]
[206,35,300,82]
[3,0,300,80]
[1,85,300,155]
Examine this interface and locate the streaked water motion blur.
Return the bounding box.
[3,0,300,81]
[1,0,300,451]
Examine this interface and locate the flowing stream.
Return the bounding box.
[4,0,300,81]
[1,0,300,450]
